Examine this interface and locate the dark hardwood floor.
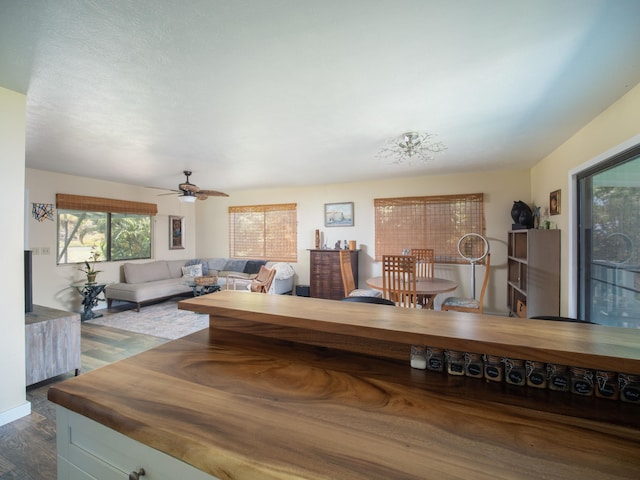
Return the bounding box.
[0,314,169,480]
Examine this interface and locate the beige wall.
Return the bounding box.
[0,87,29,426]
[531,83,640,316]
[196,168,531,313]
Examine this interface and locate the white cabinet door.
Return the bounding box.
[56,406,219,480]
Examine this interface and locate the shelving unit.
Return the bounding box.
[507,229,560,318]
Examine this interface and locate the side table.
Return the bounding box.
[25,305,81,385]
[73,282,107,321]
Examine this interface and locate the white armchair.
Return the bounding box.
[265,262,295,294]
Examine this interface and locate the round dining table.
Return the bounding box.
[366,276,458,309]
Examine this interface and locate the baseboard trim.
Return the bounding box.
[0,401,31,427]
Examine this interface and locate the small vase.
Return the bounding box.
[86,273,97,284]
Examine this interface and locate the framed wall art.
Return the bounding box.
[325,202,354,227]
[550,190,561,216]
[169,215,185,249]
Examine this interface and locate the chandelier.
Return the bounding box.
[377,131,447,165]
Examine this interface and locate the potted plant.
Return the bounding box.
[79,246,103,284]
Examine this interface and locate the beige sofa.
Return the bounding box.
[105,258,294,311]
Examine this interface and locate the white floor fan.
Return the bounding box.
[457,233,490,298]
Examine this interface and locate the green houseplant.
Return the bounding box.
[79,246,103,284]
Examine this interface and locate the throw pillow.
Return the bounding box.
[182,264,203,278]
[185,258,209,276]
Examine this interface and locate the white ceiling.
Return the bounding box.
[2,0,640,195]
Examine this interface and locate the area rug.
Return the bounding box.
[86,299,208,340]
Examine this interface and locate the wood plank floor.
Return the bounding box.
[0,318,169,480]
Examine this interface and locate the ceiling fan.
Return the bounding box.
[149,171,229,202]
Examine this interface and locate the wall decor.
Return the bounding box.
[169,215,185,249]
[550,190,561,215]
[325,202,354,227]
[32,203,54,222]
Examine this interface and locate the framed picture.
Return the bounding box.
[550,190,561,216]
[325,202,354,227]
[169,215,185,249]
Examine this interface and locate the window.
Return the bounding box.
[577,145,640,328]
[56,194,156,265]
[229,203,297,262]
[374,193,485,263]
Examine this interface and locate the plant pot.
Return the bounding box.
[86,273,97,284]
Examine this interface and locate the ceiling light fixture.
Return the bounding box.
[377,131,447,165]
[179,192,197,203]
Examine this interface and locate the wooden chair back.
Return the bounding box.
[476,253,491,309]
[410,248,435,278]
[339,250,357,297]
[442,254,490,313]
[382,255,418,308]
[250,266,277,293]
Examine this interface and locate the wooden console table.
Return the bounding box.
[26,305,80,386]
[48,292,640,479]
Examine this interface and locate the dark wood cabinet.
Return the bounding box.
[309,249,358,300]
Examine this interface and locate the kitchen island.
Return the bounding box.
[49,291,640,479]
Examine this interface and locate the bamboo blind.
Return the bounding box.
[229,203,297,262]
[56,194,158,215]
[374,193,485,264]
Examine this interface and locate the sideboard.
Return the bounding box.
[309,248,358,299]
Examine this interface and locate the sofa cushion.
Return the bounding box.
[167,260,187,278]
[182,264,203,278]
[185,258,210,276]
[244,260,267,275]
[207,258,227,271]
[123,261,171,284]
[106,278,191,303]
[223,259,247,272]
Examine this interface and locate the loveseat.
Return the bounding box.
[105,257,295,311]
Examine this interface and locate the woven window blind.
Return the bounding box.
[229,203,297,262]
[374,193,485,264]
[56,194,157,215]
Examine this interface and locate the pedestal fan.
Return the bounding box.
[457,233,490,298]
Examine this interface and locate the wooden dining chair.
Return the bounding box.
[339,250,382,298]
[382,255,418,308]
[410,248,435,308]
[441,254,490,313]
[410,248,435,278]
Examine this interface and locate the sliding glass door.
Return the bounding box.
[577,146,640,328]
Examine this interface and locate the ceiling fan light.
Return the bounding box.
[179,194,197,203]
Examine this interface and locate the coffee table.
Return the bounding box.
[184,278,221,296]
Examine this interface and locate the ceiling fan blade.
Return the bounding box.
[198,189,229,197]
[179,183,200,193]
[145,186,180,192]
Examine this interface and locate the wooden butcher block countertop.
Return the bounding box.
[49,291,640,480]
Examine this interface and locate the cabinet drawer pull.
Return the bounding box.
[129,467,146,479]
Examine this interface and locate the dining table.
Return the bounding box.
[366,276,458,309]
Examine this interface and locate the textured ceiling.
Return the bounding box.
[2,0,640,194]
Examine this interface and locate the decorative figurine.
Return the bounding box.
[511,200,533,229]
